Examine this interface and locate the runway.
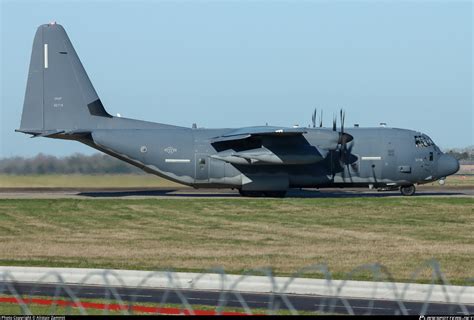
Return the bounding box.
[0,186,472,199]
[2,282,472,315]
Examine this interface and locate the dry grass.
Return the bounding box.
[419,174,474,187]
[0,198,472,284]
[0,174,474,188]
[458,164,474,175]
[1,172,472,188]
[0,174,184,188]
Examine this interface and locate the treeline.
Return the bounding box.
[0,153,142,175]
[447,151,472,161]
[446,146,474,161]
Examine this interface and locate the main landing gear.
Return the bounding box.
[238,190,287,198]
[400,184,416,196]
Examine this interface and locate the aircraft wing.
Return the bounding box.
[211,126,307,143]
[209,126,328,165]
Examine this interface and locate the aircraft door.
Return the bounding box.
[195,154,209,183]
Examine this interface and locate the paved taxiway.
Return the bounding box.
[0,186,472,199]
[2,282,472,315]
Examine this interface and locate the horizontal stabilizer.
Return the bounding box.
[15,129,64,138]
[15,128,91,138]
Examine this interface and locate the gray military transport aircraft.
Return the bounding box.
[17,23,460,197]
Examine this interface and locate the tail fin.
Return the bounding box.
[18,23,111,135]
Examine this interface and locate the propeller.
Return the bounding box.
[338,109,355,182]
[329,108,356,182]
[319,110,323,127]
[340,140,356,182]
[336,109,355,166]
[337,109,353,147]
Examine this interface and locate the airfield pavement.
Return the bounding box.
[2,281,472,315]
[0,185,473,199]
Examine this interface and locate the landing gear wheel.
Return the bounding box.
[400,184,416,196]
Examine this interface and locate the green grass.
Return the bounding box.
[1,173,472,188]
[0,197,472,285]
[419,174,474,187]
[0,174,184,188]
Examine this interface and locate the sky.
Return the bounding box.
[0,0,472,157]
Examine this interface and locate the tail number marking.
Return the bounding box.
[53,97,63,108]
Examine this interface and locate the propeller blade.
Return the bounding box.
[312,108,317,128]
[340,108,345,134]
[319,110,323,127]
[338,109,351,163]
[339,137,355,165]
[332,114,337,131]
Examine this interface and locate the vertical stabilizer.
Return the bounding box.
[19,23,111,134]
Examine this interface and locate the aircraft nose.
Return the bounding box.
[437,154,460,177]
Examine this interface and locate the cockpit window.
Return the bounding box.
[414,135,434,148]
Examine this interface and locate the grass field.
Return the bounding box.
[1,173,473,188]
[418,174,474,187]
[0,197,472,285]
[0,174,184,188]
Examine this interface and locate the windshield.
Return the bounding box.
[414,135,434,148]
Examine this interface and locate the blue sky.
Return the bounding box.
[1,0,472,157]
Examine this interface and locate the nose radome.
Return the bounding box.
[437,154,460,177]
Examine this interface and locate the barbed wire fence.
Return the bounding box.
[0,260,472,315]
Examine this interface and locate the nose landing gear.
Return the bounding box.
[400,184,416,196]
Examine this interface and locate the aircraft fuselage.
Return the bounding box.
[70,119,458,193]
